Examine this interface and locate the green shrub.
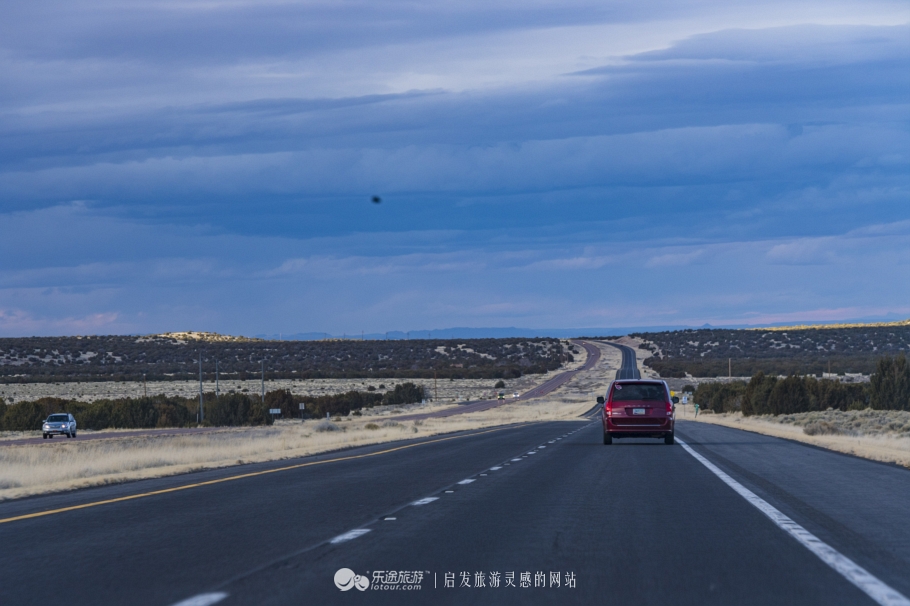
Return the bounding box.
[382,382,426,406]
[693,382,745,413]
[205,393,253,426]
[1,399,51,431]
[767,376,810,415]
[870,354,910,411]
[743,373,777,416]
[265,389,295,417]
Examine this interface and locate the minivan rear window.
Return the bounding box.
[611,383,667,402]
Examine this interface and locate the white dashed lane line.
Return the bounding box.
[172,427,585,605]
[412,497,439,506]
[170,593,229,606]
[330,529,371,544]
[327,426,576,556]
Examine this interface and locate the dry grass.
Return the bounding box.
[685,407,910,468]
[0,342,613,502]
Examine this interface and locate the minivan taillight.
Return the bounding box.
[666,402,674,416]
[605,400,613,416]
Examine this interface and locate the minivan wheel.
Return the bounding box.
[603,431,613,445]
[664,433,674,445]
[72,431,77,438]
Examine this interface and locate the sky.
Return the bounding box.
[0,0,908,337]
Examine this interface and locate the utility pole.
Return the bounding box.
[261,360,265,404]
[434,370,438,402]
[215,360,219,397]
[198,353,204,423]
[728,358,732,379]
[143,373,147,398]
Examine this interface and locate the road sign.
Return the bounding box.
[269,408,281,414]
[299,403,306,410]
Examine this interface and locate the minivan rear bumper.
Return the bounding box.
[603,416,673,437]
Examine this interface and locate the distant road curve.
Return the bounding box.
[395,340,601,421]
[1,341,602,446]
[600,341,642,380]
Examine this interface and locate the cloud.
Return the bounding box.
[0,5,908,334]
[523,256,614,271]
[0,308,121,337]
[646,250,704,267]
[766,239,838,265]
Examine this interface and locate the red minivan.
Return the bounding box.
[598,380,678,445]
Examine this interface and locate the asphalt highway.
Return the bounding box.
[2,418,908,605]
[396,340,601,421]
[602,341,642,379]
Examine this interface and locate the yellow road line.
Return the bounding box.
[0,425,516,525]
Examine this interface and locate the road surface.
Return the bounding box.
[0,420,907,605]
[2,341,907,606]
[601,340,642,379]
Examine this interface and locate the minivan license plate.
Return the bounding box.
[633,408,646,415]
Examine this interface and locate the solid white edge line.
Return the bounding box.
[330,528,371,544]
[677,438,910,606]
[170,592,229,606]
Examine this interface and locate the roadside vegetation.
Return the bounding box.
[0,383,427,431]
[629,320,909,377]
[692,354,909,415]
[0,335,572,383]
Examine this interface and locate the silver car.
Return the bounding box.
[43,413,77,439]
